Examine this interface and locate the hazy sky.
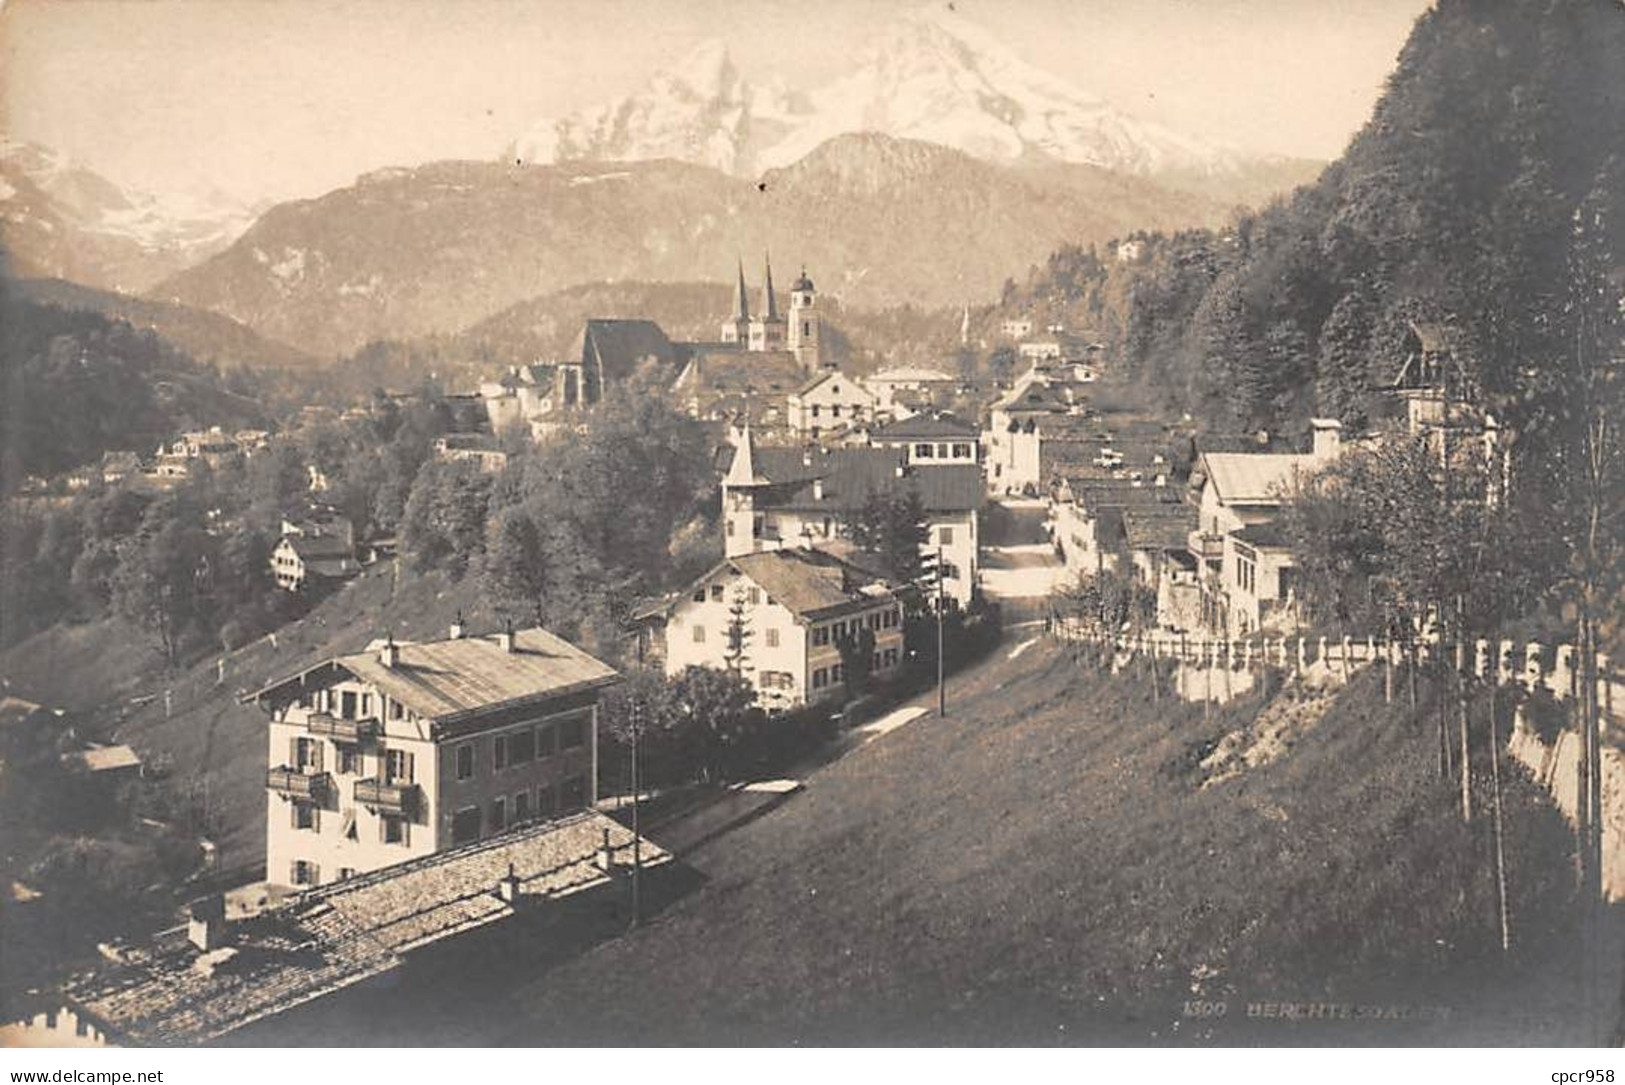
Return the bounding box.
[1,0,1432,207]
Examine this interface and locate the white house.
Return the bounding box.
[862,366,957,414]
[787,369,877,440]
[245,624,617,889]
[1191,419,1342,633]
[649,548,904,710]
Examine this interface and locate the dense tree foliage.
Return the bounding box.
[0,293,269,488]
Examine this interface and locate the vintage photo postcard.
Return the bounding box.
[1,0,1622,1058]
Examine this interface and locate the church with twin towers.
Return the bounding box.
[721,255,823,374]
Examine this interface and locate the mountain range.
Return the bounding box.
[154,133,1284,358]
[510,8,1283,184]
[0,140,262,293]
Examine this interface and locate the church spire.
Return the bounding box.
[761,253,779,322]
[734,258,751,321]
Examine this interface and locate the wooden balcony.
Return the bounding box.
[305,712,379,743]
[354,778,419,815]
[1192,532,1226,562]
[266,766,330,802]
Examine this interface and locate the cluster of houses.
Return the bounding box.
[1044,322,1504,638]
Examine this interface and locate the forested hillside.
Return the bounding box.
[0,288,270,486]
[999,0,1625,437]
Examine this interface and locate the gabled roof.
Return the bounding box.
[723,446,981,514]
[724,549,892,621]
[282,534,353,563]
[993,379,1072,414]
[246,628,618,724]
[868,412,978,441]
[793,369,871,399]
[1200,452,1315,506]
[1122,506,1197,553]
[575,319,679,388]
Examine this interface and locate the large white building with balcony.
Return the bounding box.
[245,624,618,889]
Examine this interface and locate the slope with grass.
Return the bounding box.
[499,643,1598,1045]
[0,561,498,872]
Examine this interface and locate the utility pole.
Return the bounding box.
[936,544,946,717]
[630,637,645,930]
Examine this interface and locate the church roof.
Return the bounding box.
[574,319,679,386]
[675,348,804,395]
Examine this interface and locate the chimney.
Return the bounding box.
[812,478,824,502]
[187,894,228,952]
[449,611,465,640]
[498,862,522,904]
[1310,418,1342,462]
[379,633,399,668]
[595,827,616,873]
[895,464,907,479]
[498,619,515,654]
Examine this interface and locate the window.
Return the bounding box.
[292,802,318,831]
[381,815,408,845]
[765,628,780,648]
[391,700,404,721]
[491,796,507,833]
[338,867,358,881]
[812,668,829,689]
[692,625,706,644]
[360,693,372,719]
[536,723,557,758]
[337,746,360,775]
[456,743,474,781]
[812,405,821,418]
[452,806,481,845]
[831,663,843,683]
[832,405,842,418]
[559,715,586,750]
[953,443,973,459]
[562,775,587,811]
[711,584,724,602]
[293,736,321,772]
[341,690,357,718]
[386,748,414,784]
[536,784,555,817]
[812,626,830,647]
[872,651,882,671]
[509,728,535,765]
[915,443,934,459]
[291,860,318,886]
[939,526,954,545]
[938,443,950,458]
[494,734,509,771]
[868,613,881,630]
[514,789,532,824]
[941,562,960,581]
[747,587,760,605]
[692,588,706,602]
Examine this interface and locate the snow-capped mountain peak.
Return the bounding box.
[510,38,773,175]
[507,8,1239,179]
